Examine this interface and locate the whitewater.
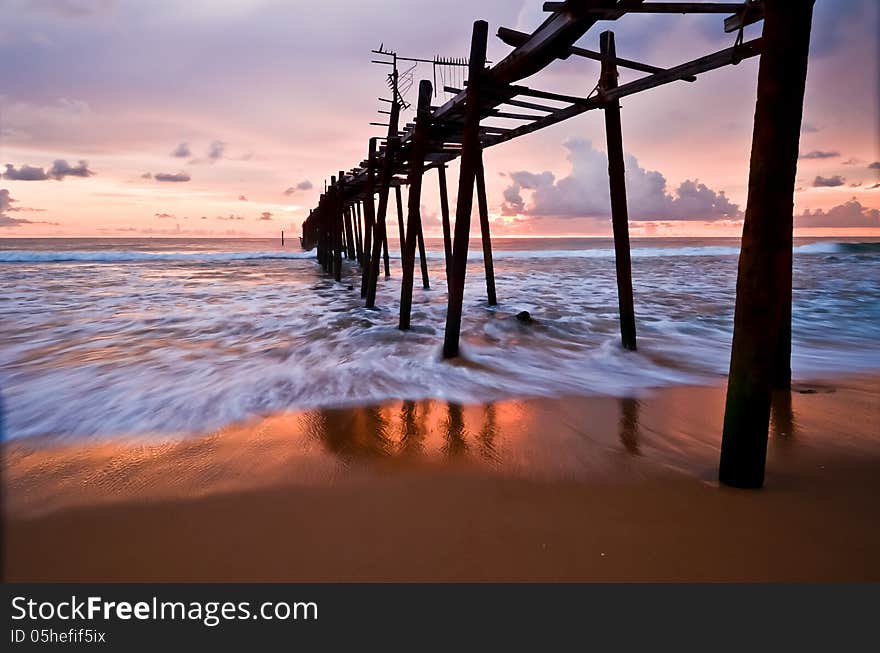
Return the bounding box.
[1,236,878,441]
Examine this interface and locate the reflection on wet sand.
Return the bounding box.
[619,397,640,456]
[770,390,796,444]
[4,377,879,520]
[301,401,500,463]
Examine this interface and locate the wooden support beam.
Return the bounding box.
[332,174,342,282]
[601,31,637,351]
[353,201,363,265]
[416,214,430,290]
[493,83,591,106]
[382,223,391,277]
[501,97,559,113]
[438,164,453,289]
[344,205,356,260]
[543,1,744,13]
[497,26,696,81]
[489,110,545,120]
[487,38,762,147]
[443,20,487,358]
[724,2,764,32]
[366,103,399,307]
[491,0,634,84]
[399,80,433,331]
[720,0,813,489]
[395,185,406,252]
[360,139,377,299]
[475,154,497,306]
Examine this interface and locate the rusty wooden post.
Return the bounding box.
[332,174,342,282]
[361,139,377,298]
[395,184,406,251]
[343,203,356,260]
[382,226,391,278]
[720,0,814,489]
[366,103,399,307]
[443,20,487,358]
[416,208,430,290]
[600,30,637,351]
[354,201,363,265]
[475,153,497,305]
[399,80,433,330]
[319,193,329,273]
[438,164,453,288]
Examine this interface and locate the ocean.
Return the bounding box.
[1,236,878,442]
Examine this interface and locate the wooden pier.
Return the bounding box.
[300,0,815,488]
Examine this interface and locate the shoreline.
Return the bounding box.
[4,374,879,581]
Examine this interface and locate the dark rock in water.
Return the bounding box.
[515,310,533,324]
[347,285,354,291]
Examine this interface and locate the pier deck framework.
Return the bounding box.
[300,0,815,488]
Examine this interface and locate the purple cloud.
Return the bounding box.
[813,175,846,187]
[153,171,191,182]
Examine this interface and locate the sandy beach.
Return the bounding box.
[3,374,878,582]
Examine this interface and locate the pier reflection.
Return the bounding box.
[619,397,640,456]
[770,389,796,445]
[302,400,506,464]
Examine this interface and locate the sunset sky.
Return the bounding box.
[1,0,878,238]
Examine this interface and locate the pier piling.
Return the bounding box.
[600,30,637,352]
[720,0,814,489]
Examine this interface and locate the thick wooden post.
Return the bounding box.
[399,80,433,331]
[475,153,497,305]
[720,0,813,489]
[360,139,377,298]
[600,30,637,351]
[438,164,453,288]
[366,103,399,307]
[443,20,487,358]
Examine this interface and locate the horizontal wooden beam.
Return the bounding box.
[543,1,744,13]
[495,83,592,106]
[724,1,764,32]
[497,26,695,81]
[488,109,545,120]
[485,37,762,147]
[490,0,641,84]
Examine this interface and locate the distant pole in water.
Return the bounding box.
[720,0,814,489]
[281,230,284,247]
[600,30,637,352]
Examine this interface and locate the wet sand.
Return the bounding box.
[3,375,879,581]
